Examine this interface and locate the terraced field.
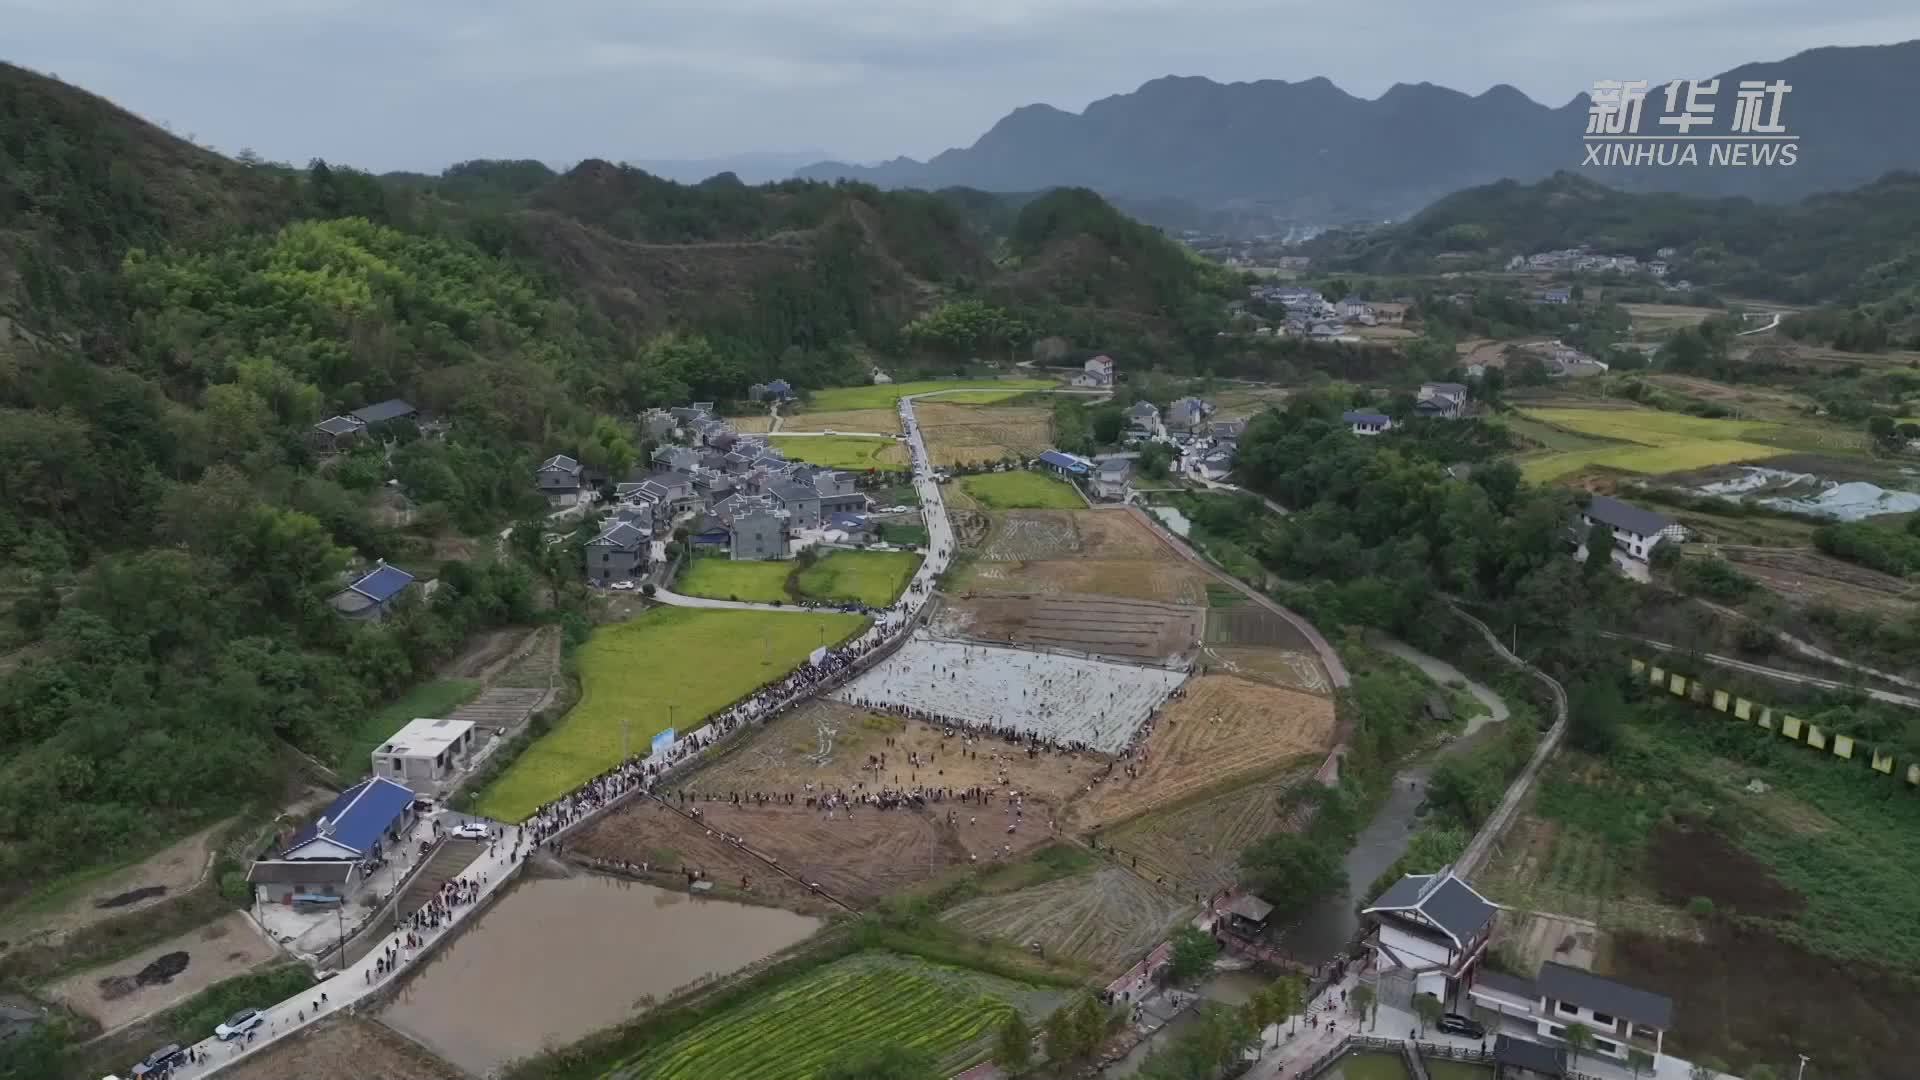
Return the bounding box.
[1100,774,1315,900]
[942,867,1189,972]
[808,379,1056,411]
[1514,407,1797,483]
[623,951,1055,1079]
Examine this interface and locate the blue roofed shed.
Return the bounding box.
[281,777,418,860]
[329,562,416,621]
[1037,450,1092,477]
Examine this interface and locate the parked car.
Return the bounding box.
[130,1044,187,1077]
[215,1007,264,1040]
[610,580,635,591]
[450,822,491,840]
[1436,1013,1486,1039]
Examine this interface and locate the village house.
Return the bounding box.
[730,508,789,560]
[1209,420,1248,444]
[824,512,874,544]
[1360,867,1499,1008]
[370,717,476,796]
[1309,321,1346,339]
[814,471,870,518]
[327,561,415,621]
[1195,446,1236,481]
[1343,410,1393,436]
[652,445,700,473]
[247,777,418,905]
[1093,458,1133,500]
[1577,495,1684,561]
[771,480,824,530]
[534,454,586,507]
[1537,288,1572,305]
[1371,302,1408,324]
[1469,963,1675,1070]
[640,408,676,441]
[1077,354,1116,387]
[1126,401,1163,438]
[1415,381,1470,419]
[584,519,650,584]
[1166,396,1211,433]
[307,398,420,452]
[1036,449,1093,480]
[1336,295,1373,321]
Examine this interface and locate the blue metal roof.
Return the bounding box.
[767,379,792,393]
[352,565,415,603]
[284,777,416,858]
[1038,450,1091,474]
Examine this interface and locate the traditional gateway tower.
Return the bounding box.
[1358,864,1499,1010]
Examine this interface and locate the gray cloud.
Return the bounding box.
[3,0,1914,171]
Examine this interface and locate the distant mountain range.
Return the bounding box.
[796,41,1920,229]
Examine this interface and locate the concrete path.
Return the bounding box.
[1602,630,1920,709]
[1447,604,1568,879]
[1375,637,1509,735]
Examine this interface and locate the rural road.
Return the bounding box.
[1374,636,1509,735]
[1689,595,1920,691]
[1601,630,1920,709]
[1737,311,1784,336]
[1449,603,1569,878]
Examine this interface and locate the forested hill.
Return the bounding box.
[0,62,1237,889]
[1309,170,1920,306]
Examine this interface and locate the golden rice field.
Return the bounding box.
[1515,408,1794,483]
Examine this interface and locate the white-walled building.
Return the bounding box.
[1579,495,1685,561]
[371,717,478,795]
[1343,410,1393,436]
[1469,963,1675,1069]
[1360,868,1499,1007]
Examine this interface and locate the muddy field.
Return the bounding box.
[568,800,830,911]
[937,592,1205,661]
[0,820,226,952]
[1099,774,1314,900]
[943,866,1189,972]
[1200,645,1332,694]
[220,1016,464,1080]
[575,798,1008,909]
[1608,923,1917,1080]
[1069,676,1333,831]
[49,911,280,1031]
[915,403,1053,466]
[1647,823,1805,918]
[960,510,1212,605]
[1204,604,1313,651]
[682,701,1087,816]
[1495,910,1602,975]
[1710,546,1918,616]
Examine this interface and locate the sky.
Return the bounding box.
[4,0,1917,174]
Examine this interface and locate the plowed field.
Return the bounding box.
[939,593,1204,661]
[1070,676,1333,830]
[1100,774,1315,901]
[960,510,1210,605]
[915,403,1053,467]
[943,867,1189,972]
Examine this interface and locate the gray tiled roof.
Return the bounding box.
[771,481,818,503]
[1537,962,1674,1029]
[1364,871,1497,946]
[1584,495,1673,537]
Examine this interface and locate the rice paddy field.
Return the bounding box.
[471,608,867,821]
[807,379,1057,411]
[676,551,921,607]
[795,550,922,607]
[767,435,909,471]
[957,471,1085,510]
[621,951,1056,1080]
[1513,407,1797,483]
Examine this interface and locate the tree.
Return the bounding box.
[1583,521,1615,577]
[1272,975,1305,1036]
[1137,442,1175,480]
[1628,1047,1657,1079]
[1046,996,1102,1063]
[994,1012,1033,1074]
[1240,832,1342,917]
[1564,1022,1594,1069]
[818,1042,938,1080]
[1168,925,1219,984]
[1349,983,1377,1032]
[1091,407,1125,446]
[1868,414,1897,444]
[1743,1065,1778,1080]
[1411,992,1444,1037]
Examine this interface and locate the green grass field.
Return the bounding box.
[333,678,481,775]
[807,379,1056,411]
[880,523,930,549]
[957,471,1084,509]
[623,951,1047,1080]
[768,435,909,471]
[795,551,922,607]
[677,559,794,604]
[471,608,867,821]
[1514,407,1795,483]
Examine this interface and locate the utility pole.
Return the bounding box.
[1797,1054,1810,1080]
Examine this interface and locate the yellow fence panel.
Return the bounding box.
[1651,666,1666,686]
[1690,682,1708,703]
[1782,715,1803,739]
[1807,725,1827,751]
[1713,690,1730,712]
[1631,659,1647,676]
[1872,749,1895,774]
[1759,707,1775,731]
[1670,674,1688,696]
[1833,735,1855,760]
[1734,698,1753,720]
[1909,764,1920,785]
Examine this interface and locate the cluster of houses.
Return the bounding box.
[1355,865,1678,1076]
[1508,247,1671,279]
[1234,285,1409,341]
[1034,395,1251,499]
[1341,381,1472,436]
[540,402,884,586]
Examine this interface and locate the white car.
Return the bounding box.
[214,1008,264,1040]
[450,822,491,840]
[823,429,838,435]
[610,580,635,592]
